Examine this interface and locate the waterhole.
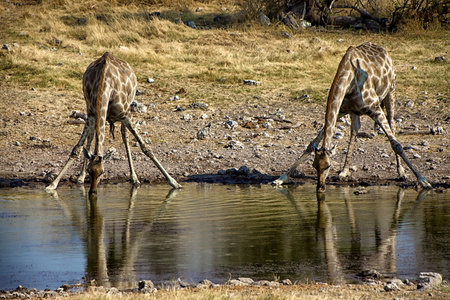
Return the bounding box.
[0,183,448,290]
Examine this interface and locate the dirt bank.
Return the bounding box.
[0,85,448,190]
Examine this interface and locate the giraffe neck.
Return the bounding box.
[322,48,354,150]
[93,53,110,156]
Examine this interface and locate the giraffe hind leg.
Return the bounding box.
[121,122,140,186]
[339,114,360,179]
[383,91,406,181]
[77,124,95,184]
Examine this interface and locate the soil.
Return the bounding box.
[0,84,448,191]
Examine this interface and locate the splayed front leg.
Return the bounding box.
[123,117,182,189]
[272,127,325,186]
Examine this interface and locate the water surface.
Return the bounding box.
[0,183,449,290]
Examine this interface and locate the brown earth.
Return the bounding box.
[0,82,448,190]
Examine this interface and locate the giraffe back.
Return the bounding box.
[322,42,395,146]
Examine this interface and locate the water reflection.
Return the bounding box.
[48,186,178,289]
[0,184,448,291]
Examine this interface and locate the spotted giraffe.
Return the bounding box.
[46,52,181,195]
[274,42,432,192]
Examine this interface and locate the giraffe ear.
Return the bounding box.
[313,142,319,153]
[83,148,92,160]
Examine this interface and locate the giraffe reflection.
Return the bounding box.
[278,187,429,283]
[48,187,178,289]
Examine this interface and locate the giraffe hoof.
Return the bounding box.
[272,174,288,186]
[338,170,350,179]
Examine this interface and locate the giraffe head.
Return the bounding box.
[313,143,336,193]
[83,148,104,196]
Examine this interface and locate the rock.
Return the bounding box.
[237,165,251,176]
[169,95,180,101]
[384,282,400,291]
[253,280,281,287]
[195,7,202,12]
[178,278,195,288]
[259,13,270,26]
[243,79,261,85]
[435,56,445,62]
[189,102,208,109]
[281,279,292,285]
[225,120,238,129]
[130,100,147,113]
[238,277,254,284]
[186,21,197,29]
[430,126,444,135]
[417,272,442,289]
[333,131,343,139]
[147,78,154,83]
[228,279,249,286]
[182,114,193,120]
[197,124,211,140]
[225,140,245,150]
[175,105,186,111]
[138,280,154,290]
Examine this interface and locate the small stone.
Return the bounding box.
[237,165,251,176]
[195,7,202,12]
[147,78,154,83]
[186,21,197,29]
[435,56,445,62]
[225,120,238,129]
[259,13,270,26]
[225,140,244,150]
[138,280,154,290]
[169,95,180,101]
[418,272,443,289]
[243,79,261,85]
[238,277,254,284]
[384,282,400,291]
[182,114,192,120]
[189,102,208,109]
[229,279,248,286]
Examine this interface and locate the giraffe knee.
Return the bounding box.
[391,141,403,155]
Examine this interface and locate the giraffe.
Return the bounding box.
[274,42,432,192]
[45,52,181,195]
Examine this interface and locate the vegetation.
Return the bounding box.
[1,0,448,110]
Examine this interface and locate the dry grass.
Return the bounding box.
[60,283,450,300]
[1,0,448,110]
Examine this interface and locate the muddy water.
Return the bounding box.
[0,183,449,290]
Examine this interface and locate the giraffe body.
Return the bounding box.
[46,52,181,195]
[274,42,432,192]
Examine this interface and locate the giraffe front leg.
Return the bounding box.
[121,123,140,186]
[45,123,90,191]
[272,126,325,186]
[123,118,181,189]
[390,140,432,189]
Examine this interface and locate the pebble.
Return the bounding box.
[243,79,261,85]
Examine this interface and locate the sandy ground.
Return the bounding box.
[0,84,448,190]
